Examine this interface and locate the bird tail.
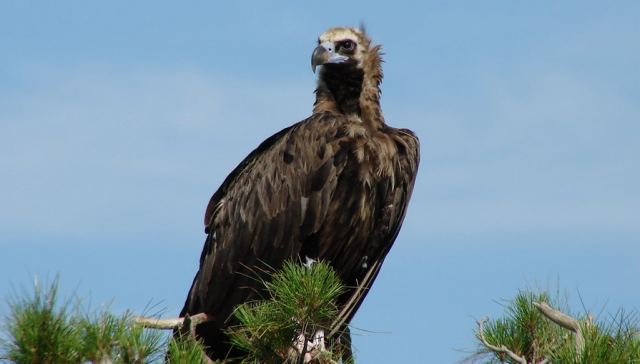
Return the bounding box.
[171,235,239,361]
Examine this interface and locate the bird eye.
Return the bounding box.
[341,40,355,51]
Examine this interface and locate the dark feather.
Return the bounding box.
[178,27,420,361]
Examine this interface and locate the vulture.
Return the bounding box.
[178,26,420,360]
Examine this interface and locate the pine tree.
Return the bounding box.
[1,261,346,364]
[469,290,640,363]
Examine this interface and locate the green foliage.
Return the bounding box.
[78,310,164,363]
[226,261,345,363]
[550,310,640,364]
[2,277,82,363]
[472,290,640,364]
[112,318,165,363]
[476,291,564,363]
[0,277,201,364]
[1,263,345,364]
[266,262,343,328]
[166,336,209,364]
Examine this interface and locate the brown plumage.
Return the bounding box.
[178,26,420,360]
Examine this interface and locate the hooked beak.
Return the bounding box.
[311,42,349,73]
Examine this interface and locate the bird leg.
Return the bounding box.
[292,329,328,363]
[294,333,313,363]
[303,256,318,268]
[313,329,326,352]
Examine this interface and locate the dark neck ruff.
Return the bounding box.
[316,64,364,116]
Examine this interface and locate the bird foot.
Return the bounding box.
[293,329,327,363]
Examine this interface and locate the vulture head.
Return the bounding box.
[311,26,383,121]
[311,27,370,72]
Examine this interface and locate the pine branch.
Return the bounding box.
[226,260,344,363]
[476,317,528,364]
[133,313,214,337]
[470,290,640,364]
[533,301,587,359]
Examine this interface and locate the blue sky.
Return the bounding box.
[1,1,639,362]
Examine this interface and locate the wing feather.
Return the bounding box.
[182,112,420,356]
[183,112,348,321]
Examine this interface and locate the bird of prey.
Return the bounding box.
[178,26,420,361]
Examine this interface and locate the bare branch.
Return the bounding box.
[134,313,216,364]
[533,302,584,356]
[533,302,579,332]
[476,317,528,364]
[133,313,214,337]
[133,317,184,330]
